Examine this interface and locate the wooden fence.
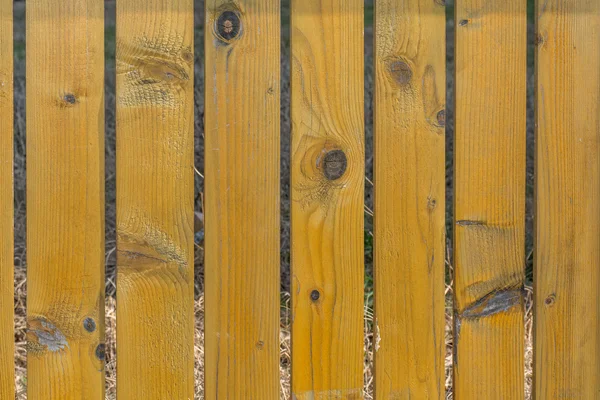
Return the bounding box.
[1,0,599,399]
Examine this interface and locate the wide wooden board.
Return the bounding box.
[373,0,446,398]
[204,0,281,398]
[290,1,365,398]
[27,1,105,398]
[453,1,527,398]
[116,1,195,397]
[534,0,600,398]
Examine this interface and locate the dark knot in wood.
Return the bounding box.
[216,11,241,42]
[437,109,446,126]
[322,149,347,181]
[64,93,77,104]
[387,59,412,85]
[95,343,106,360]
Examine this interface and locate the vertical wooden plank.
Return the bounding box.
[534,1,600,398]
[453,1,526,398]
[290,1,365,398]
[204,1,280,398]
[115,0,194,398]
[0,0,14,398]
[26,0,105,398]
[373,0,446,398]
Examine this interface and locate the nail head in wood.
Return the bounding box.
[310,290,320,302]
[83,317,96,333]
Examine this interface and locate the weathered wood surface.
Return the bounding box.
[27,0,105,398]
[373,0,446,398]
[0,0,14,397]
[534,0,600,398]
[290,0,365,398]
[116,0,195,398]
[204,0,281,398]
[453,1,527,398]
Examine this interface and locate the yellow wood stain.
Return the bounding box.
[535,0,600,398]
[453,1,527,398]
[374,0,446,398]
[13,1,600,398]
[204,0,281,398]
[26,1,105,398]
[0,0,14,397]
[291,0,365,398]
[116,1,195,398]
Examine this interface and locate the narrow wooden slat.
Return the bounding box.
[26,1,105,398]
[290,1,364,398]
[0,0,14,397]
[115,1,194,398]
[534,1,600,398]
[453,1,526,398]
[373,0,446,398]
[204,0,280,398]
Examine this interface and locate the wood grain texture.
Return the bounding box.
[115,1,194,398]
[204,0,281,398]
[453,1,526,398]
[26,1,105,398]
[0,0,14,398]
[373,0,446,398]
[534,1,600,398]
[290,1,365,398]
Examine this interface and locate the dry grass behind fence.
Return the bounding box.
[12,264,534,399]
